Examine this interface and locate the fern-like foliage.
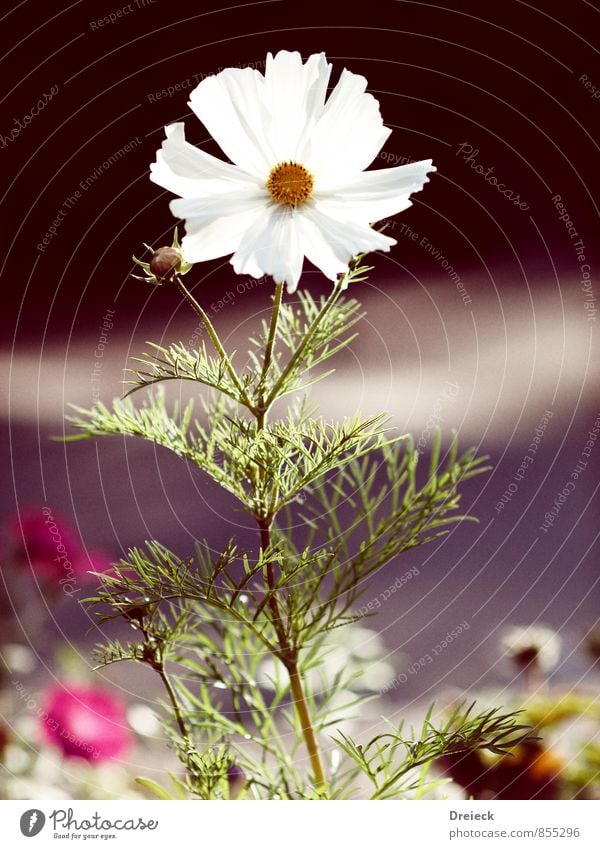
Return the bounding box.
[125,340,253,405]
[334,702,539,799]
[66,389,391,520]
[269,431,489,641]
[295,430,490,577]
[247,288,364,402]
[124,279,368,412]
[87,539,283,650]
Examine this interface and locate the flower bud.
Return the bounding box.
[132,228,192,286]
[149,246,182,282]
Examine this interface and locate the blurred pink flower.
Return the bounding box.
[2,507,110,590]
[40,683,131,762]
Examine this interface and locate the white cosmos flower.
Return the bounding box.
[150,50,435,293]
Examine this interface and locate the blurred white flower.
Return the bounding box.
[151,50,435,292]
[501,625,562,673]
[4,743,32,773]
[2,643,36,675]
[127,704,161,737]
[258,624,393,694]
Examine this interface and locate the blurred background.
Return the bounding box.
[1,0,599,799]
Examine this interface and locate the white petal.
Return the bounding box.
[263,51,331,161]
[171,191,266,263]
[316,159,436,222]
[305,69,391,180]
[231,206,304,291]
[189,68,275,177]
[296,214,349,281]
[150,123,258,198]
[170,188,267,223]
[179,208,264,264]
[298,205,396,281]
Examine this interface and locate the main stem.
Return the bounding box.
[256,282,327,793]
[263,276,345,409]
[258,517,326,792]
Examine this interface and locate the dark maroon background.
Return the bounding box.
[3,0,600,335]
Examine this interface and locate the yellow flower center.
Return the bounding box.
[266,162,314,206]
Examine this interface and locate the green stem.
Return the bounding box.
[259,282,284,396]
[263,275,345,409]
[258,517,326,793]
[287,660,327,791]
[174,274,252,410]
[258,518,288,651]
[256,281,284,428]
[254,282,327,793]
[157,664,189,742]
[140,621,189,741]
